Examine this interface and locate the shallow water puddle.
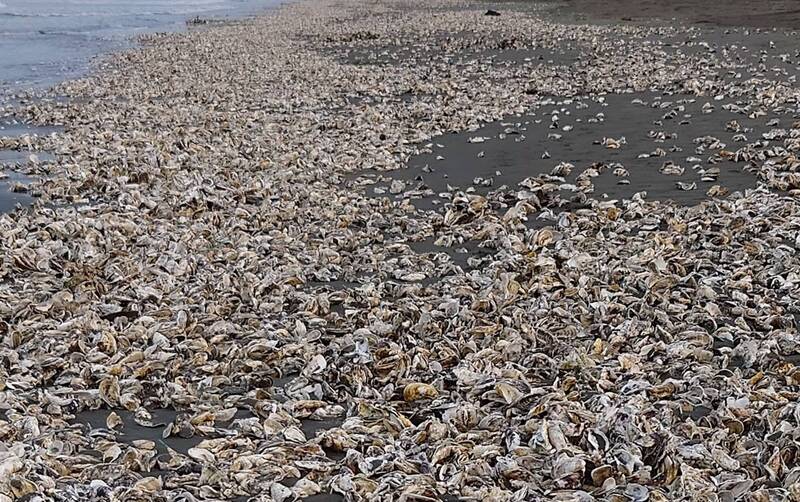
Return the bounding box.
[0,118,64,138]
[0,149,55,165]
[0,168,38,212]
[0,149,57,211]
[73,408,203,456]
[73,403,347,464]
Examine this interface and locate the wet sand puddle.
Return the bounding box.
[0,168,40,212]
[0,116,61,211]
[299,226,500,294]
[72,381,348,501]
[0,150,56,212]
[0,117,64,138]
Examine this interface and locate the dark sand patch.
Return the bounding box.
[483,46,580,64]
[340,42,581,68]
[73,406,346,500]
[303,495,346,502]
[361,91,780,211]
[73,408,205,456]
[300,418,346,441]
[548,0,800,29]
[305,278,366,291]
[74,405,345,455]
[327,24,582,69]
[408,236,497,272]
[645,28,800,86]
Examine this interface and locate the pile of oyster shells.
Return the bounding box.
[0,0,799,500]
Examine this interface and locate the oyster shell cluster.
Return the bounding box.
[1,0,799,500]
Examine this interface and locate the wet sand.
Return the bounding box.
[551,0,800,29]
[359,91,780,212]
[73,391,348,500]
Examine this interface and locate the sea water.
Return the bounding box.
[0,0,280,95]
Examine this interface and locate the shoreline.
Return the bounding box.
[1,0,799,500]
[0,0,285,104]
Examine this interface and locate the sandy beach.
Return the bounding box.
[1,0,799,500]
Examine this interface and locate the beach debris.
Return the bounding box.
[660,161,684,175]
[1,0,799,500]
[602,136,626,148]
[707,184,729,196]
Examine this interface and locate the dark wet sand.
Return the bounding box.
[73,394,347,500]
[358,91,780,212]
[550,0,800,29]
